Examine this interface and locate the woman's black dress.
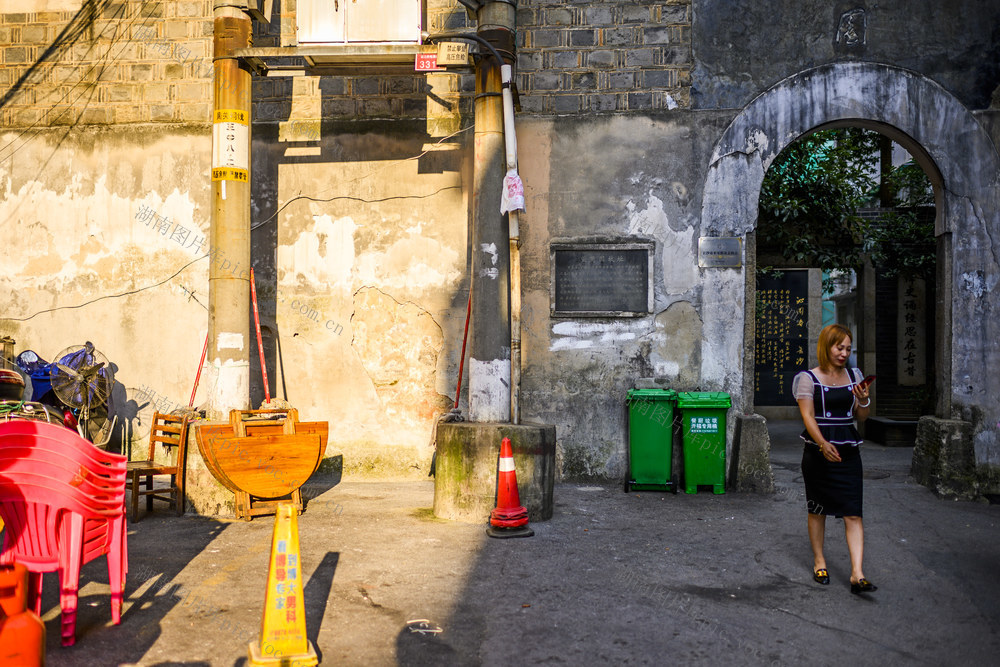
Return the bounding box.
[796,369,864,518]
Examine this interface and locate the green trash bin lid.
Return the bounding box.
[627,388,677,403]
[675,391,732,408]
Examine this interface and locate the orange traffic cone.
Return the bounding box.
[487,437,534,539]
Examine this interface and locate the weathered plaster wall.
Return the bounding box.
[0,125,212,435]
[250,121,470,476]
[516,113,735,479]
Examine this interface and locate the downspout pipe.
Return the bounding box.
[500,64,523,425]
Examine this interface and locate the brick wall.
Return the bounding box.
[0,1,213,128]
[253,0,473,124]
[1,0,693,129]
[516,1,692,114]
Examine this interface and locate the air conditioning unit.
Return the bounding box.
[297,0,424,44]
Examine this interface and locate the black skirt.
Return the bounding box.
[801,443,863,517]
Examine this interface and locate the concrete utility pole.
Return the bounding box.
[468,1,516,423]
[206,2,253,416]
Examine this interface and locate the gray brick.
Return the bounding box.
[131,64,154,81]
[533,70,561,91]
[518,51,542,71]
[571,71,597,89]
[627,92,652,109]
[550,50,579,69]
[609,71,635,89]
[361,98,392,117]
[545,8,573,25]
[386,77,415,95]
[644,70,677,88]
[401,97,428,118]
[516,9,535,26]
[551,95,580,113]
[150,104,174,121]
[588,50,615,68]
[569,29,595,47]
[442,11,468,30]
[21,25,46,42]
[589,94,618,112]
[4,47,28,63]
[519,95,543,114]
[621,6,651,23]
[318,78,346,96]
[140,3,164,18]
[321,98,355,117]
[643,27,673,45]
[603,27,636,46]
[351,78,379,96]
[661,5,689,23]
[662,46,691,66]
[627,48,656,67]
[643,69,677,88]
[587,7,613,26]
[531,29,562,48]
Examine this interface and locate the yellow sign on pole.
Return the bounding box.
[248,503,318,666]
[212,108,250,183]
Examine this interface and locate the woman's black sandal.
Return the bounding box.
[850,578,877,594]
[813,568,829,585]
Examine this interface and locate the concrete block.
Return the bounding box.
[733,414,775,493]
[913,416,976,499]
[434,422,556,524]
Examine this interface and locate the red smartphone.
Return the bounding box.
[860,375,876,389]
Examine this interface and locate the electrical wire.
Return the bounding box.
[0,254,208,323]
[251,183,464,230]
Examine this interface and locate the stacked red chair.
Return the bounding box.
[0,420,128,646]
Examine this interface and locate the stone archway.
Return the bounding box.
[700,62,1000,490]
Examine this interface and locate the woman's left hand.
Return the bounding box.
[852,384,870,403]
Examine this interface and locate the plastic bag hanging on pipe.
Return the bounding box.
[500,169,525,214]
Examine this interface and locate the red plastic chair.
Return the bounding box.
[0,420,128,647]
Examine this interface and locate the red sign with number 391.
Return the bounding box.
[414,53,443,71]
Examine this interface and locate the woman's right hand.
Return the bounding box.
[820,441,842,462]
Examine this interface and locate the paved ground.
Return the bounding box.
[33,420,1000,666]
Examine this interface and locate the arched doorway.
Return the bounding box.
[700,62,1000,488]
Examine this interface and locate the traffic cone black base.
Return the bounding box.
[486,524,535,539]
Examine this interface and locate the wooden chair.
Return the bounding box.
[0,419,128,647]
[126,412,189,522]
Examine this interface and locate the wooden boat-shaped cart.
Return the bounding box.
[195,409,328,520]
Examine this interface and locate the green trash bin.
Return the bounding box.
[676,391,732,494]
[625,389,677,493]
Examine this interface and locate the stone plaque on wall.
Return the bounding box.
[754,270,809,406]
[550,242,653,317]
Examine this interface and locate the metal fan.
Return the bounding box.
[50,341,115,444]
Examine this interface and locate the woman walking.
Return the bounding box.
[792,323,877,594]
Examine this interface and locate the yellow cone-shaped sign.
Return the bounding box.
[248,503,318,666]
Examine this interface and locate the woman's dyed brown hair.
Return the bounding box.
[817,323,853,371]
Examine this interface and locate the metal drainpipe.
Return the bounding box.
[501,63,522,425]
[206,2,253,417]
